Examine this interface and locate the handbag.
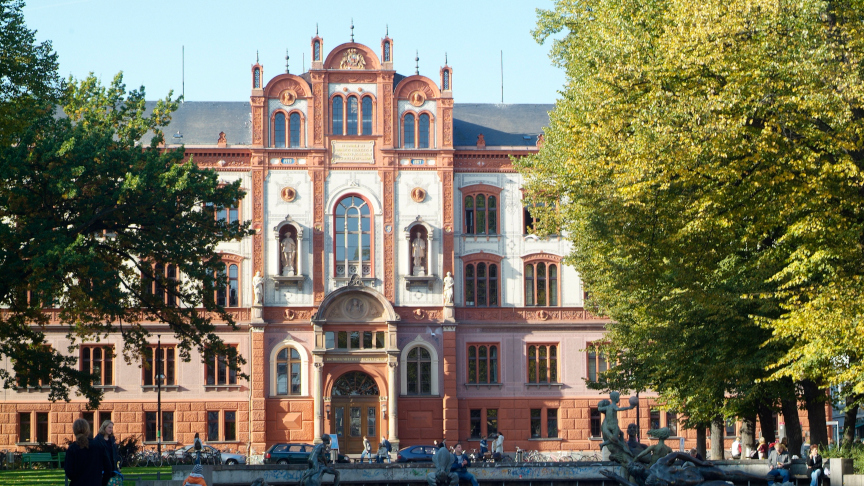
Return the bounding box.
[107,471,124,486]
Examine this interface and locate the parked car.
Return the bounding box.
[264,443,350,465]
[165,444,246,465]
[396,445,437,463]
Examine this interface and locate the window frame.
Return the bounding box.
[15,344,51,389]
[143,344,177,387]
[144,411,175,443]
[590,407,602,438]
[17,411,50,444]
[462,252,503,307]
[523,254,563,307]
[215,253,243,308]
[459,184,502,235]
[332,194,375,279]
[466,343,500,385]
[526,343,559,384]
[401,110,434,149]
[275,346,303,396]
[530,407,559,439]
[207,410,238,442]
[271,109,306,148]
[204,344,239,387]
[403,344,435,396]
[331,94,376,136]
[81,345,114,387]
[586,341,610,383]
[269,340,309,397]
[142,262,180,307]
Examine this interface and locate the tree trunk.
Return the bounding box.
[780,394,803,458]
[843,395,860,446]
[696,427,707,459]
[801,379,828,448]
[741,413,757,458]
[710,415,725,460]
[758,402,777,444]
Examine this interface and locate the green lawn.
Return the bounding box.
[0,466,173,485]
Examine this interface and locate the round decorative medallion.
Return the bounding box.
[344,296,368,320]
[444,225,453,233]
[411,187,426,203]
[280,186,297,202]
[358,87,364,92]
[413,308,426,320]
[409,90,426,107]
[285,309,296,320]
[280,90,297,106]
[385,225,392,233]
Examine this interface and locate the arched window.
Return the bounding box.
[274,113,286,148]
[404,113,415,148]
[253,68,260,88]
[289,113,301,148]
[276,347,302,395]
[383,41,391,62]
[347,96,359,135]
[314,40,321,61]
[464,261,499,307]
[461,185,501,235]
[524,257,561,306]
[467,344,499,384]
[443,70,450,90]
[144,263,178,307]
[406,347,432,395]
[332,97,344,135]
[418,113,430,149]
[334,196,372,277]
[527,344,558,383]
[362,97,373,135]
[216,263,239,307]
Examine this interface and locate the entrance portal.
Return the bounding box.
[330,371,380,454]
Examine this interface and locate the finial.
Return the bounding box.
[350,18,354,42]
[316,23,319,36]
[256,50,259,64]
[386,24,389,37]
[285,49,290,73]
[415,50,419,75]
[445,52,448,65]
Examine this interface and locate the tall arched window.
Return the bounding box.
[334,196,372,277]
[524,257,561,306]
[332,97,344,135]
[406,347,432,395]
[461,185,501,235]
[362,97,373,135]
[289,113,301,148]
[418,113,430,148]
[383,41,391,62]
[314,40,321,61]
[145,263,178,306]
[276,347,302,395]
[347,97,359,135]
[464,261,499,307]
[216,263,239,307]
[404,114,415,148]
[274,113,286,148]
[253,68,260,88]
[443,70,450,90]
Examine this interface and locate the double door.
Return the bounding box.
[331,397,379,454]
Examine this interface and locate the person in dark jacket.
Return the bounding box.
[767,443,792,486]
[807,444,823,486]
[96,420,120,484]
[451,443,478,486]
[65,418,111,486]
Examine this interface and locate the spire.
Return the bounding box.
[285,49,290,74]
[415,50,419,75]
[256,50,259,64]
[386,24,389,36]
[350,18,354,42]
[316,23,319,36]
[445,52,448,66]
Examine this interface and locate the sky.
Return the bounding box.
[23,0,567,105]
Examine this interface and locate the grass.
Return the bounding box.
[0,466,173,485]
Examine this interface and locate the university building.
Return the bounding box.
[0,33,811,455]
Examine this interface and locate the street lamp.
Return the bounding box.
[157,334,162,458]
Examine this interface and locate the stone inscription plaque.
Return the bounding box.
[331,140,375,164]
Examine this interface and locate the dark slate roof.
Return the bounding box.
[142,101,551,147]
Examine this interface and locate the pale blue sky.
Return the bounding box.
[23,0,566,104]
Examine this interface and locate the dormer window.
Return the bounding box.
[403,112,432,149]
[332,95,375,136]
[273,111,303,148]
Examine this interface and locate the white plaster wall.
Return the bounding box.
[396,100,438,149]
[214,171,254,308]
[265,170,314,306]
[327,83,378,97]
[396,171,443,307]
[267,99,310,149]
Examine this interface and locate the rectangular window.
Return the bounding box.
[162,411,174,442]
[205,346,238,386]
[207,411,219,441]
[470,409,482,439]
[587,344,608,382]
[143,345,176,386]
[325,332,335,349]
[36,412,48,442]
[337,331,348,349]
[82,412,95,436]
[15,344,51,388]
[725,419,736,438]
[590,408,602,438]
[224,411,236,441]
[19,413,31,443]
[486,408,498,436]
[367,406,376,438]
[145,412,157,442]
[363,331,373,349]
[530,409,541,438]
[350,331,360,349]
[650,410,661,430]
[666,412,678,436]
[467,344,499,384]
[145,411,174,442]
[547,408,558,438]
[376,331,385,349]
[81,345,114,386]
[527,344,558,383]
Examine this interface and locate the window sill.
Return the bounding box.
[17,442,52,446]
[589,437,602,441]
[461,234,502,240]
[404,275,437,291]
[272,275,305,290]
[94,385,118,390]
[143,441,179,445]
[206,441,240,444]
[273,394,306,398]
[141,385,181,391]
[334,276,376,284]
[463,383,503,389]
[529,438,563,441]
[16,386,50,392]
[525,382,564,388]
[204,385,242,391]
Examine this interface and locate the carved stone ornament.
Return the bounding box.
[280,90,297,106]
[217,131,227,146]
[413,308,426,320]
[411,187,426,203]
[344,296,368,320]
[339,48,367,70]
[285,309,296,320]
[281,186,297,202]
[347,274,364,287]
[409,90,426,107]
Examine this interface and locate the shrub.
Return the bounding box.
[118,435,142,467]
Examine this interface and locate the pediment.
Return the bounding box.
[322,292,387,322]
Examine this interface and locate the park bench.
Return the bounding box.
[22,452,55,468]
[54,452,65,468]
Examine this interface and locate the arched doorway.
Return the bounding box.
[330,371,380,454]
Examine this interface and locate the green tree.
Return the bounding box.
[0,1,252,407]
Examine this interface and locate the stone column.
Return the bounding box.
[313,360,324,443]
[388,359,399,450]
[442,324,459,444]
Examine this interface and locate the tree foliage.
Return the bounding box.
[0,1,252,407]
[520,0,864,412]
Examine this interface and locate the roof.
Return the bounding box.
[141,101,551,148]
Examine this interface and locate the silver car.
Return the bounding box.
[169,444,246,465]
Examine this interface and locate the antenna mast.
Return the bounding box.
[182,45,185,102]
[500,50,503,103]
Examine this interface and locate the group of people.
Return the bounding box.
[358,435,392,463]
[63,419,121,486]
[764,439,824,486]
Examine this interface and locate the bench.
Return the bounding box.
[55,452,65,468]
[22,452,55,468]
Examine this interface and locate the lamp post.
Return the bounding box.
[157,334,162,458]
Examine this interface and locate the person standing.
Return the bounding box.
[360,436,372,464]
[376,440,388,464]
[382,435,392,463]
[767,442,791,486]
[194,433,202,464]
[758,437,769,459]
[451,443,479,486]
[493,433,505,461]
[96,420,121,485]
[182,464,207,486]
[731,436,742,459]
[479,436,489,457]
[807,444,823,486]
[65,418,112,486]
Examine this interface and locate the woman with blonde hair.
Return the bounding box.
[97,420,122,485]
[65,418,111,486]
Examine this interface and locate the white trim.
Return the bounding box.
[269,337,310,397]
[326,185,383,215]
[400,335,439,396]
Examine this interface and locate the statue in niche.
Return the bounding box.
[412,234,427,276]
[281,233,297,276]
[252,271,264,305]
[443,272,454,306]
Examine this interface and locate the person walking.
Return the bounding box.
[182,463,207,486]
[194,432,203,464]
[767,442,791,486]
[451,443,479,486]
[479,436,489,457]
[492,433,505,461]
[807,444,823,486]
[360,436,372,464]
[97,420,122,485]
[731,436,742,459]
[65,418,112,486]
[758,437,769,459]
[382,435,392,463]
